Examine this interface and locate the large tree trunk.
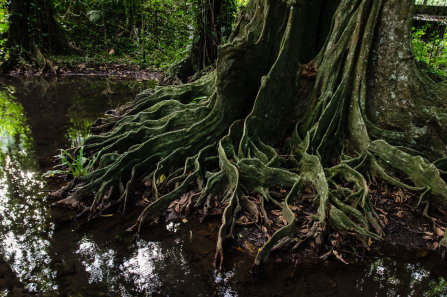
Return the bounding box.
[52,0,447,269]
[3,0,76,71]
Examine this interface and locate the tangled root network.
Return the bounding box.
[52,0,447,268]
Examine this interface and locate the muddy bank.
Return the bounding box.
[3,62,166,82]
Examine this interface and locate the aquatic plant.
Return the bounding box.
[44,146,102,178]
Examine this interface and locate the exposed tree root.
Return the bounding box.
[52,0,447,269]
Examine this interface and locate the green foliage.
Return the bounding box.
[191,96,207,103]
[43,146,102,178]
[54,0,196,69]
[0,2,9,61]
[415,0,447,5]
[412,24,447,80]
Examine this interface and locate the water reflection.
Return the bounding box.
[75,232,207,296]
[0,86,32,171]
[0,85,56,293]
[0,77,152,295]
[355,256,447,297]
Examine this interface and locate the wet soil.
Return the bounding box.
[4,63,166,83]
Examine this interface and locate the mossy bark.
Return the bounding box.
[53,0,447,268]
[3,0,77,72]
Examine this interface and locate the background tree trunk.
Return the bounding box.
[169,0,237,82]
[3,0,76,71]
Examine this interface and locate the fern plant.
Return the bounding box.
[43,146,102,178]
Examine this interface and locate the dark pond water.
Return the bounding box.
[1,76,447,297]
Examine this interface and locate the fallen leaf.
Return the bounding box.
[271,210,282,216]
[279,215,288,225]
[237,215,249,224]
[101,214,113,217]
[333,250,348,264]
[244,241,258,253]
[179,193,189,205]
[156,174,166,185]
[168,200,178,209]
[236,246,245,253]
[182,218,188,223]
[368,237,373,246]
[436,227,445,237]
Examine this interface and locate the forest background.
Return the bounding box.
[0,0,445,79]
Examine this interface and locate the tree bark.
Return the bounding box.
[3,0,76,71]
[52,0,447,268]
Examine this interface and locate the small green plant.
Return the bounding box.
[191,96,207,103]
[43,146,102,178]
[412,23,447,80]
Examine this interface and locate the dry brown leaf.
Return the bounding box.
[380,215,389,225]
[436,227,445,237]
[377,208,388,215]
[279,215,288,225]
[333,250,348,264]
[175,203,180,213]
[168,200,178,209]
[244,241,258,253]
[271,210,282,216]
[236,246,245,253]
[397,188,405,202]
[179,193,189,205]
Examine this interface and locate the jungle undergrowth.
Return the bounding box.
[44,146,102,178]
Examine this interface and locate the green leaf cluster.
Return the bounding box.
[54,0,197,68]
[412,23,447,80]
[43,146,102,178]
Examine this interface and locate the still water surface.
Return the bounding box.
[0,76,446,296]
